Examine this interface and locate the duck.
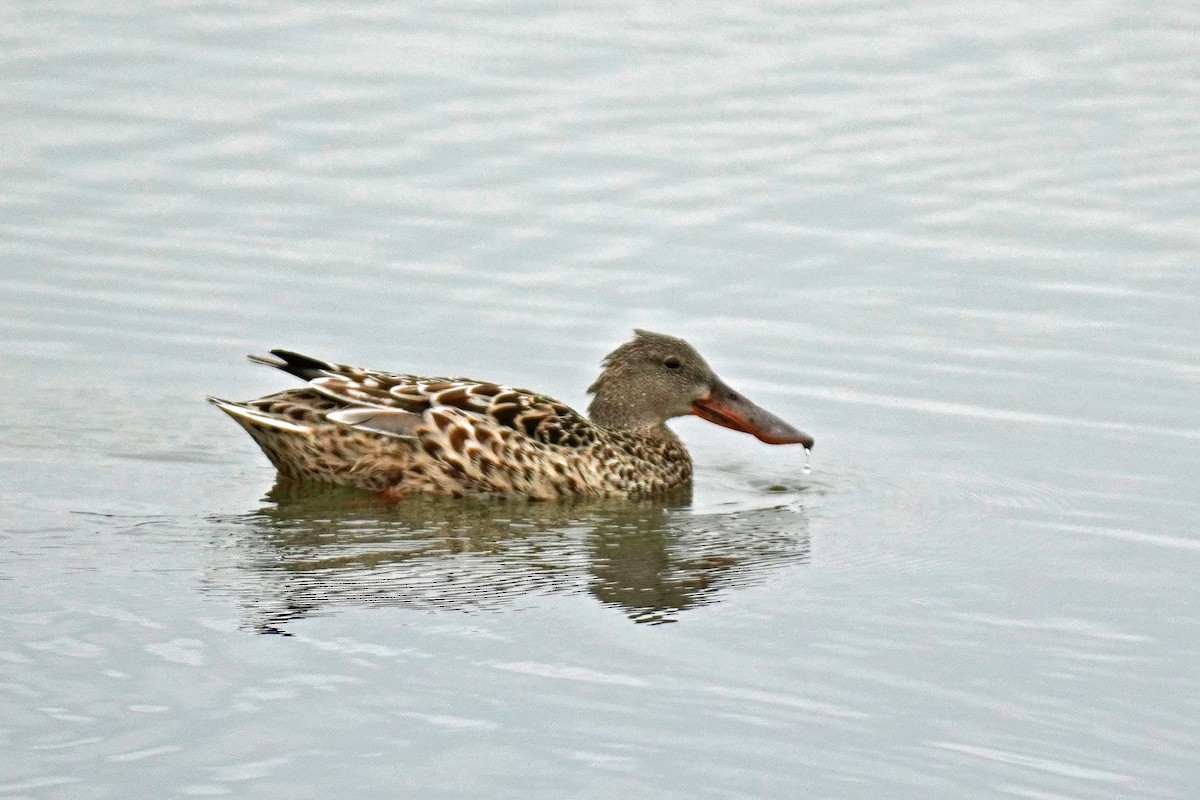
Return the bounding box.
[207,329,813,500]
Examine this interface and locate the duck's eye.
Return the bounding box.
[663,357,682,370]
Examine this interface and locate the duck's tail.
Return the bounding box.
[246,349,338,381]
[206,396,311,433]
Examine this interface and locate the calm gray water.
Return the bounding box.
[3,1,1199,797]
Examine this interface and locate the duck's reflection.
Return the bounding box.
[206,479,810,632]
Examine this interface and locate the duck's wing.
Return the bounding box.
[252,350,601,448]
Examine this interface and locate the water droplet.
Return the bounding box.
[802,446,812,475]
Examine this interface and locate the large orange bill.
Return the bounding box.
[692,377,814,448]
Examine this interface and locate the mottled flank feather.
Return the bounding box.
[209,331,812,500]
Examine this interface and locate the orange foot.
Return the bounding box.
[379,484,411,502]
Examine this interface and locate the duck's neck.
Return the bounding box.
[588,392,674,439]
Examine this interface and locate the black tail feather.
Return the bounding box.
[249,349,336,380]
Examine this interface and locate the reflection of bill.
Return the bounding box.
[204,480,810,633]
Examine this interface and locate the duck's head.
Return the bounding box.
[586,329,813,448]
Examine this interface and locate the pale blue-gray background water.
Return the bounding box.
[2,1,1198,797]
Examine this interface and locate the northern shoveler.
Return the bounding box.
[208,329,813,500]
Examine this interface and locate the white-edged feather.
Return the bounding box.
[326,408,422,439]
[206,396,311,434]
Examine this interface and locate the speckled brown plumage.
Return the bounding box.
[208,330,812,500]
